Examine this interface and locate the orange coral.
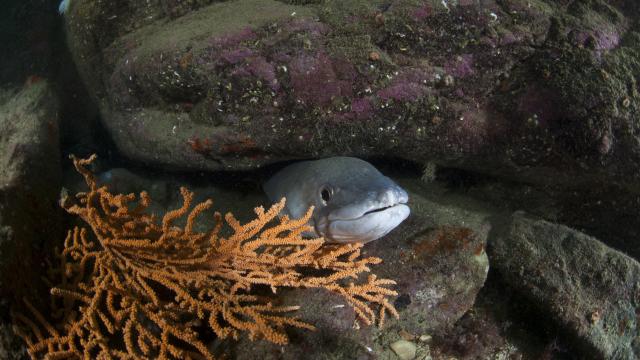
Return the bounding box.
[13,155,398,359]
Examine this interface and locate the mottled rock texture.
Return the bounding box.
[0,82,61,359]
[224,222,489,360]
[489,212,640,360]
[63,0,640,190]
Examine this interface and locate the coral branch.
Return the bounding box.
[13,155,398,359]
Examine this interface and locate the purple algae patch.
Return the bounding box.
[351,98,371,113]
[517,85,560,126]
[208,27,256,48]
[593,29,620,50]
[283,18,330,37]
[350,98,373,117]
[376,69,429,102]
[331,58,358,83]
[499,31,522,46]
[569,28,620,51]
[377,82,424,102]
[445,54,475,78]
[412,4,433,21]
[246,56,278,90]
[289,52,352,106]
[220,47,255,64]
[445,106,492,153]
[335,97,375,121]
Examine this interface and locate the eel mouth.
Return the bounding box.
[358,195,409,219]
[325,203,410,243]
[327,185,409,222]
[328,198,409,222]
[363,204,395,215]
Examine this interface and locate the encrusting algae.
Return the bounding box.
[12,155,399,359]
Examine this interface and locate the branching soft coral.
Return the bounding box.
[13,155,398,359]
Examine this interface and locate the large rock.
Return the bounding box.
[63,0,640,190]
[489,212,640,360]
[0,82,62,358]
[222,220,489,359]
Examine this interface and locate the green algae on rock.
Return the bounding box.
[489,212,640,360]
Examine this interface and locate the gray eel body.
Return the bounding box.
[263,157,410,243]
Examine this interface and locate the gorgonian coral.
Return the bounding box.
[13,155,398,359]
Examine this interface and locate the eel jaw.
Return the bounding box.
[324,203,410,243]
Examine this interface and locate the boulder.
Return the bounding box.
[0,81,61,359]
[489,212,640,360]
[63,0,640,191]
[224,221,489,359]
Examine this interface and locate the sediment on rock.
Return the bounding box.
[489,212,640,360]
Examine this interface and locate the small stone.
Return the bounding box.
[390,340,417,360]
[590,309,601,324]
[399,329,415,341]
[369,51,380,61]
[419,334,432,342]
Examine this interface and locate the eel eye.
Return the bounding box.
[320,187,332,203]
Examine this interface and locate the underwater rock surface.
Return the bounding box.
[489,212,640,360]
[0,82,62,359]
[64,0,640,190]
[226,222,489,359]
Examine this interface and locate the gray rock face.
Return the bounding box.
[0,82,61,358]
[225,221,489,360]
[366,221,490,335]
[489,212,640,360]
[63,0,640,190]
